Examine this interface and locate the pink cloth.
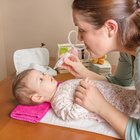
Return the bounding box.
[10,102,51,123]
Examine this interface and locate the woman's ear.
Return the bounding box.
[31,94,45,103]
[104,19,118,37]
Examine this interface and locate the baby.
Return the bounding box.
[12,69,139,122]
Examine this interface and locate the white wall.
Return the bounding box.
[0,0,7,80]
[3,0,75,75]
[1,0,119,79]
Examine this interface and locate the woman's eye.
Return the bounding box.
[79,28,85,33]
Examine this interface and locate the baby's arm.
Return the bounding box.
[51,79,91,120]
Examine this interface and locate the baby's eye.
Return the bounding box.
[40,78,43,81]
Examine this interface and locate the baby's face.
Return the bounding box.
[23,70,57,101]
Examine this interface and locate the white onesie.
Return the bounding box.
[51,79,139,122]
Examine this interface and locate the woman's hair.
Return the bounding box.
[12,69,38,105]
[72,0,140,49]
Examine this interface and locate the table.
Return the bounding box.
[0,71,121,140]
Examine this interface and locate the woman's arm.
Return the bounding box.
[75,79,131,139]
[99,99,129,138]
[107,53,133,86]
[101,100,140,140]
[62,53,133,85]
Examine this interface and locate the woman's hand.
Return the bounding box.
[75,79,107,114]
[75,79,129,139]
[61,54,90,78]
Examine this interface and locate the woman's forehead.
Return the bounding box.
[73,10,94,28]
[73,10,84,24]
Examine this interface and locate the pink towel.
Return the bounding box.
[10,102,51,123]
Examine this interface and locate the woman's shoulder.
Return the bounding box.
[119,52,134,66]
[120,46,140,59]
[134,46,140,65]
[120,52,131,60]
[136,46,140,56]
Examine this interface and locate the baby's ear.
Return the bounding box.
[31,94,45,103]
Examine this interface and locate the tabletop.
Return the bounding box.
[0,70,121,140]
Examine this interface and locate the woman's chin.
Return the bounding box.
[89,52,97,58]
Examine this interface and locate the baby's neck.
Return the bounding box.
[57,82,62,87]
[50,82,62,102]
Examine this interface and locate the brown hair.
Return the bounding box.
[12,69,38,105]
[72,0,140,49]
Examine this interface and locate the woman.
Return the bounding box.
[62,0,140,139]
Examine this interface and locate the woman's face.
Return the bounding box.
[73,10,118,58]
